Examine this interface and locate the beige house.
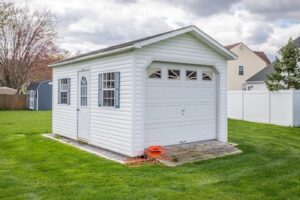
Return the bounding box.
[225,43,270,90]
[245,36,300,90]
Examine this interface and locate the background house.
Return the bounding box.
[49,26,236,157]
[245,63,274,90]
[245,36,300,91]
[225,43,270,90]
[27,80,52,110]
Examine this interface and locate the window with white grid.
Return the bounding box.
[103,73,115,107]
[80,76,88,106]
[59,78,70,104]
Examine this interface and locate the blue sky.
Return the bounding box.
[17,0,300,60]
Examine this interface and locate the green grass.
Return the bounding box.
[0,111,299,200]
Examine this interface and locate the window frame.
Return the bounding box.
[101,72,116,108]
[202,71,213,81]
[147,68,162,79]
[168,69,181,80]
[238,65,244,76]
[58,78,70,105]
[80,76,88,106]
[186,70,197,80]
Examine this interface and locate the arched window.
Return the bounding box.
[80,76,87,106]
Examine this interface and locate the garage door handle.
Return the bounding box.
[181,109,185,115]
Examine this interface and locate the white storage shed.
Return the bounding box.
[49,26,236,157]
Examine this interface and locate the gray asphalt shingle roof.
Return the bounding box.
[246,63,274,82]
[52,26,195,65]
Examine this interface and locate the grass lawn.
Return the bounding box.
[0,111,299,200]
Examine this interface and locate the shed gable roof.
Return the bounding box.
[50,25,236,67]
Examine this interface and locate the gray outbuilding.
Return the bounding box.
[27,80,52,110]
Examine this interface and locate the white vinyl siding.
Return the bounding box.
[53,67,78,140]
[132,33,228,156]
[53,53,134,156]
[53,32,229,157]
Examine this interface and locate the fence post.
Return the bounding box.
[268,90,271,124]
[291,89,294,126]
[242,90,244,120]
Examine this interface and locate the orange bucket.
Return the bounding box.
[146,146,164,158]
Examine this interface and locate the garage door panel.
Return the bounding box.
[198,88,215,99]
[183,88,203,100]
[146,106,164,121]
[146,85,163,100]
[163,125,184,142]
[184,104,215,118]
[164,86,184,99]
[146,63,217,147]
[163,125,215,146]
[164,104,182,119]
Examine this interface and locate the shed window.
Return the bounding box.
[239,65,244,75]
[202,71,212,81]
[147,68,161,79]
[168,69,180,80]
[58,78,71,104]
[186,70,197,80]
[80,76,88,106]
[98,72,120,108]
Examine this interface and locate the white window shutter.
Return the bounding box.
[98,74,103,107]
[67,78,71,105]
[115,72,120,108]
[58,79,61,104]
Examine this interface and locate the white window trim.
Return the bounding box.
[168,69,181,80]
[186,70,197,80]
[202,71,213,81]
[102,72,116,107]
[59,78,70,105]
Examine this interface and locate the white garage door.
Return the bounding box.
[146,62,217,146]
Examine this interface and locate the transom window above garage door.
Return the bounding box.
[147,68,161,79]
[147,66,214,81]
[186,70,197,80]
[168,69,180,80]
[202,71,213,81]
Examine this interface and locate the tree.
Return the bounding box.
[0,2,58,91]
[266,38,300,91]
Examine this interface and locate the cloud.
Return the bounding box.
[242,0,300,20]
[161,0,240,16]
[12,0,300,60]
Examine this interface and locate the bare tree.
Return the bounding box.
[0,2,58,91]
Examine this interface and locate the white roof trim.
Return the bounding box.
[49,46,134,67]
[134,26,237,60]
[50,25,236,67]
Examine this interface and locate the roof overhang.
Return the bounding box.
[49,46,134,67]
[49,25,237,68]
[133,26,237,60]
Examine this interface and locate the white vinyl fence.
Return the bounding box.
[228,90,300,126]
